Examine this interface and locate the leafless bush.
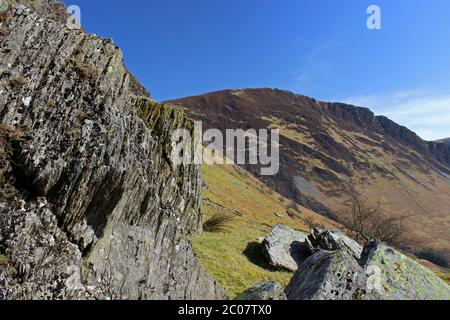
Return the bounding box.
[337,180,414,248]
[287,200,301,211]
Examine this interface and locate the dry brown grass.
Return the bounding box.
[203,213,234,233]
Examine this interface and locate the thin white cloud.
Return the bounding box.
[294,38,339,91]
[342,89,450,141]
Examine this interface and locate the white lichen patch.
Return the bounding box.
[21,96,32,107]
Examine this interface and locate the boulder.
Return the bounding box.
[285,250,367,300]
[261,225,309,271]
[305,228,362,260]
[237,281,287,300]
[361,241,450,300]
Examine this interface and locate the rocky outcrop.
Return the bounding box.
[259,226,449,300]
[14,0,68,25]
[237,281,287,300]
[0,269,7,300]
[0,2,226,299]
[285,238,450,300]
[285,250,367,300]
[261,225,308,271]
[305,228,362,260]
[361,241,450,300]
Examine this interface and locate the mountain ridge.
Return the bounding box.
[166,88,450,253]
[167,87,450,168]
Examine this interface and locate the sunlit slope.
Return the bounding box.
[168,88,450,253]
[191,161,337,298]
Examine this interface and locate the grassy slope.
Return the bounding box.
[191,163,337,298]
[191,163,449,296]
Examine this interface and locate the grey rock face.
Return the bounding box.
[305,228,362,260]
[0,267,8,300]
[361,241,450,300]
[15,0,68,25]
[285,250,367,300]
[0,2,226,300]
[261,225,308,271]
[0,201,90,299]
[237,281,287,301]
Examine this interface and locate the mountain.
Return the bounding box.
[1,0,448,301]
[436,138,450,146]
[166,88,450,252]
[0,0,225,299]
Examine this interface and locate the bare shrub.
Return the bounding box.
[337,180,413,248]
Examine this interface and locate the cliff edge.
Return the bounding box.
[0,1,226,299]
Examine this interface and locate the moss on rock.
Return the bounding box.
[362,241,450,300]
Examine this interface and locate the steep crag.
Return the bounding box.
[0,1,226,299]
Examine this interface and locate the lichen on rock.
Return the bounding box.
[0,1,225,300]
[285,250,368,300]
[361,241,450,300]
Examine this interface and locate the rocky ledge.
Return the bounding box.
[0,1,226,299]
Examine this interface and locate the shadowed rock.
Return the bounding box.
[237,281,287,300]
[261,225,309,271]
[0,268,8,300]
[285,250,367,300]
[305,228,363,260]
[0,1,225,300]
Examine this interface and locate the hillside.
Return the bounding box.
[167,88,450,254]
[1,0,449,302]
[192,150,337,297]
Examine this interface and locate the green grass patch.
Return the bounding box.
[191,162,336,298]
[192,225,293,298]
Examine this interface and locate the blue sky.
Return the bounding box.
[62,0,450,140]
